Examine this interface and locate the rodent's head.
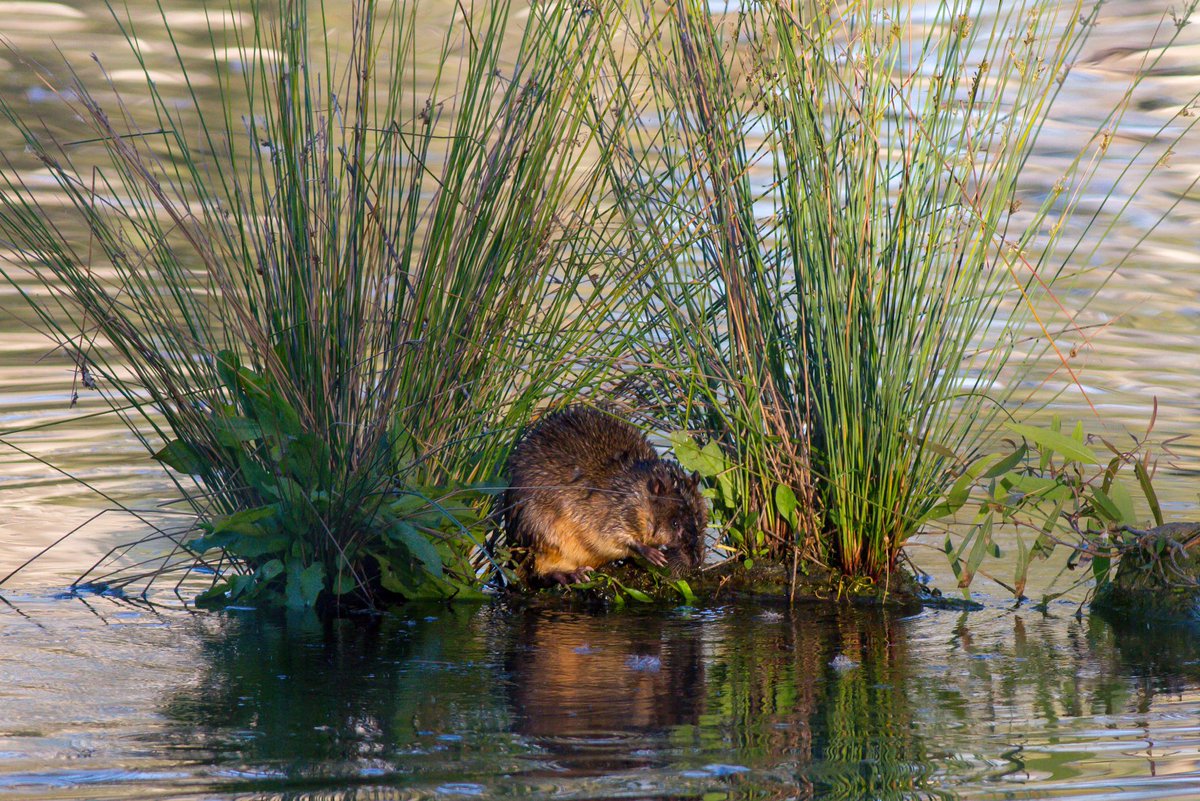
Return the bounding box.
[645,461,707,569]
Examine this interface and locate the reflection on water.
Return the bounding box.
[3,596,1200,800]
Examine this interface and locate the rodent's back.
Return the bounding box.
[507,406,656,491]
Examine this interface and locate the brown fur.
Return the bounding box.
[504,406,707,585]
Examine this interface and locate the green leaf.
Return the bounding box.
[1089,487,1122,524]
[373,552,447,600]
[211,414,263,447]
[195,580,232,607]
[212,505,275,536]
[388,522,443,575]
[982,445,1027,479]
[227,573,257,600]
[624,587,652,603]
[332,568,358,595]
[282,433,332,487]
[717,473,735,508]
[699,441,729,475]
[920,454,993,523]
[215,350,242,395]
[1003,473,1061,496]
[1013,533,1030,598]
[667,432,704,472]
[673,579,696,605]
[668,432,726,477]
[1106,479,1136,526]
[1005,422,1098,464]
[959,518,992,589]
[285,559,325,609]
[1134,461,1164,527]
[774,484,798,526]
[153,439,207,476]
[227,535,288,560]
[248,386,303,439]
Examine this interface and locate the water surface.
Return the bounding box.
[4,595,1200,800]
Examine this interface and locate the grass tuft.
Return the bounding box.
[598,0,1198,578]
[0,0,623,608]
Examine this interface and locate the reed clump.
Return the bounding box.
[0,0,623,608]
[599,0,1196,580]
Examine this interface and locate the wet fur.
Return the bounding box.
[504,406,707,585]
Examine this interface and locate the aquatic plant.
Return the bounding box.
[600,0,1199,580]
[935,413,1181,606]
[0,0,622,607]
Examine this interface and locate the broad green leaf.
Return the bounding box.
[699,441,729,476]
[248,386,302,439]
[153,439,207,476]
[283,433,332,486]
[668,433,726,477]
[667,432,704,473]
[258,559,285,582]
[775,484,798,526]
[959,518,992,589]
[1106,479,1136,525]
[389,522,443,575]
[214,350,242,395]
[195,580,232,607]
[226,535,288,560]
[1006,422,1097,464]
[625,587,652,603]
[212,505,275,536]
[211,414,262,447]
[285,559,325,609]
[227,573,256,600]
[920,453,1001,523]
[1003,473,1061,496]
[1089,487,1121,524]
[717,473,735,508]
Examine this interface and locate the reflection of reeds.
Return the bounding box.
[599,0,1197,580]
[0,0,625,605]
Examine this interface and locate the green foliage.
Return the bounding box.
[581,569,697,608]
[0,0,626,607]
[599,0,1199,580]
[670,431,802,557]
[935,416,1171,604]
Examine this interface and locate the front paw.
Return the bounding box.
[633,543,669,568]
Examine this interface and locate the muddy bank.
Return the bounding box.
[506,559,980,613]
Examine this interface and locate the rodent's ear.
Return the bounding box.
[689,470,700,488]
[648,474,668,496]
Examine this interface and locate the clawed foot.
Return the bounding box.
[546,566,595,586]
[631,542,669,568]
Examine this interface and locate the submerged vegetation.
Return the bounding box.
[0,0,1197,609]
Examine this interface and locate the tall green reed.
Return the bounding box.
[599,0,1188,579]
[0,0,622,606]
